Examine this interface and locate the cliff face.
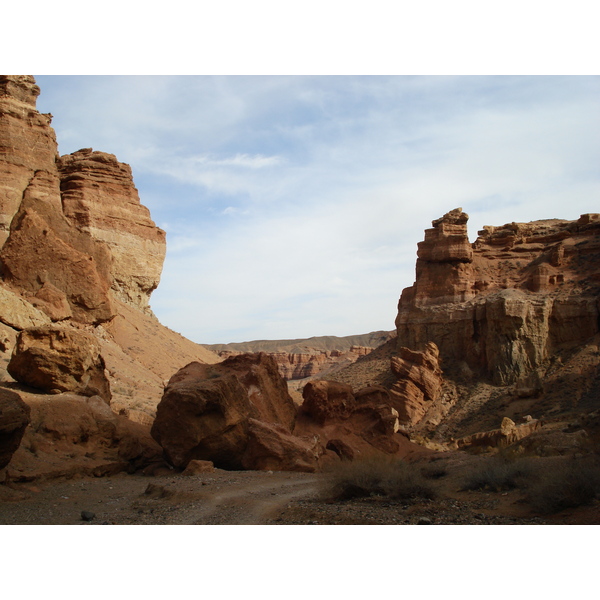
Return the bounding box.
[58,149,166,312]
[396,208,600,386]
[0,75,220,429]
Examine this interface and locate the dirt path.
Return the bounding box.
[0,470,322,525]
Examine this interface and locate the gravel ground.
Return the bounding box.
[3,451,599,525]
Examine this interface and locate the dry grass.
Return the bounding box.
[323,456,437,502]
[460,453,600,514]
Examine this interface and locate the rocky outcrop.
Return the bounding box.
[0,75,221,434]
[151,354,304,470]
[8,326,111,402]
[0,76,57,248]
[4,389,163,481]
[396,209,600,385]
[0,388,30,470]
[218,345,375,380]
[455,417,542,450]
[58,149,166,312]
[294,379,426,461]
[389,342,443,424]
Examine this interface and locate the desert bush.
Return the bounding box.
[460,456,538,492]
[525,455,600,514]
[324,456,437,501]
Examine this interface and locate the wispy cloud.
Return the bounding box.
[35,75,600,343]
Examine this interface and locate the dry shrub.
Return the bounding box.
[460,456,538,492]
[324,456,437,501]
[461,454,600,514]
[526,456,600,514]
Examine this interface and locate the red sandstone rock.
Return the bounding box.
[396,209,600,385]
[241,418,320,472]
[5,390,163,480]
[389,342,443,424]
[151,354,299,470]
[300,380,355,424]
[0,388,31,469]
[182,459,215,475]
[455,417,542,450]
[58,149,166,313]
[219,345,375,381]
[8,326,111,402]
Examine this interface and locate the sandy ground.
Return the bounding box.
[2,453,598,525]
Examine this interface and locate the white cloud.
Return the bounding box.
[35,75,600,344]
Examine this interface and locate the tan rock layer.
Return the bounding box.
[58,149,166,311]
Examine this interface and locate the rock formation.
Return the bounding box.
[8,326,111,402]
[218,345,375,380]
[294,379,426,461]
[58,149,166,312]
[151,353,306,470]
[0,389,30,470]
[389,342,443,424]
[396,208,600,386]
[0,75,223,478]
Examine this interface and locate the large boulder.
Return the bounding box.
[300,380,355,424]
[151,353,300,470]
[241,419,321,472]
[0,388,31,469]
[8,326,111,402]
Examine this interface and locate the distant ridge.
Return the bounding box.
[203,331,395,354]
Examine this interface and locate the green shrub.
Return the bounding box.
[324,456,437,501]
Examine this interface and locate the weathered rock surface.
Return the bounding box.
[389,342,443,425]
[396,209,600,385]
[8,326,111,402]
[241,419,321,472]
[0,75,221,438]
[4,390,163,481]
[455,416,542,450]
[58,149,166,312]
[218,345,375,380]
[151,354,301,470]
[0,388,30,469]
[0,76,57,248]
[0,284,51,330]
[294,378,427,462]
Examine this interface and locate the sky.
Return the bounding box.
[32,75,600,344]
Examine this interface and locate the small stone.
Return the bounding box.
[81,510,95,521]
[417,517,432,525]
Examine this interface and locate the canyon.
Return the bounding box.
[1,76,599,524]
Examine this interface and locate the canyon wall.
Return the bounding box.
[396,208,600,386]
[0,75,220,429]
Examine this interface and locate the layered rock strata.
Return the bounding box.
[396,208,600,386]
[219,346,374,380]
[58,149,166,312]
[389,342,443,425]
[0,75,221,446]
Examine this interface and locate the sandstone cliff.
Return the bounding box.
[0,75,220,444]
[330,208,600,446]
[396,208,600,386]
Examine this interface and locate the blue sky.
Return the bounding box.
[33,75,600,344]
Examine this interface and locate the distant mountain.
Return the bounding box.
[203,331,395,354]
